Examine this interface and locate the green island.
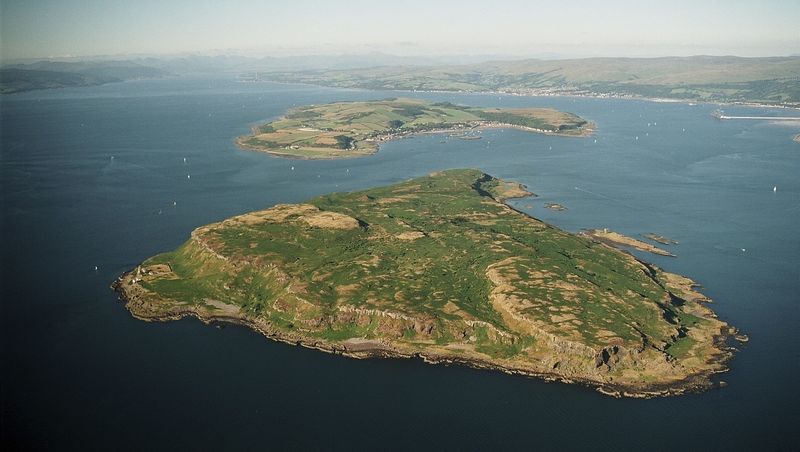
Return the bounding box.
[544,203,567,211]
[115,169,739,397]
[236,98,592,159]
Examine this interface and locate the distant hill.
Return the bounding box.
[258,56,800,106]
[5,55,798,105]
[0,61,168,94]
[0,53,510,94]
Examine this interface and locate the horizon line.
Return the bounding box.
[3,51,799,65]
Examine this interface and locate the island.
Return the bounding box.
[544,203,567,211]
[236,98,592,159]
[643,233,679,245]
[794,134,800,144]
[114,169,737,397]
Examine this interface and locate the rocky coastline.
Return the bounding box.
[112,271,736,398]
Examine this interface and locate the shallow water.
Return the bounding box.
[2,77,799,450]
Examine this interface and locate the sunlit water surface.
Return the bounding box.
[2,77,799,450]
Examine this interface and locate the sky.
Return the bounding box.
[1,0,798,61]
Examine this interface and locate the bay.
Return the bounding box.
[2,76,798,450]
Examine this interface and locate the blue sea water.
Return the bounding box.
[2,77,799,450]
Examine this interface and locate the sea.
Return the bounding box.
[2,76,799,450]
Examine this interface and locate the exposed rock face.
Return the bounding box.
[595,346,620,371]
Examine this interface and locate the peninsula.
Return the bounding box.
[115,169,737,397]
[0,61,167,94]
[236,98,591,159]
[581,229,676,257]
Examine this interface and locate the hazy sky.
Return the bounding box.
[1,0,798,60]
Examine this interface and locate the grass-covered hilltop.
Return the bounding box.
[115,169,738,397]
[236,98,591,159]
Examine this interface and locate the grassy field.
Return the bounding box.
[236,98,590,159]
[260,56,800,106]
[118,170,735,396]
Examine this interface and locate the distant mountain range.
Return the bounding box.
[3,54,799,106]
